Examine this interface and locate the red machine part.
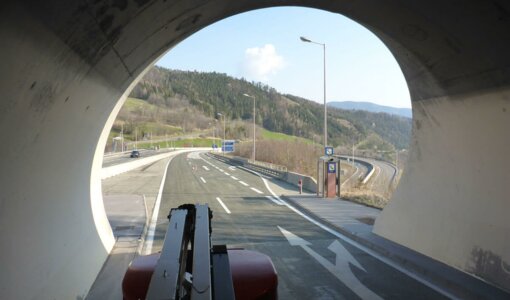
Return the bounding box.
[122,249,278,300]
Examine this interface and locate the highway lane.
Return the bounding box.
[102,149,175,167]
[146,151,448,299]
[341,160,369,190]
[339,156,397,196]
[361,158,398,196]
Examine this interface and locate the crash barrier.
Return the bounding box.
[208,153,317,193]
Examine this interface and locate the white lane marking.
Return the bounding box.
[278,226,382,300]
[145,157,173,254]
[251,187,263,194]
[228,166,236,170]
[239,181,249,186]
[265,195,284,205]
[215,197,231,214]
[236,165,457,300]
[200,177,206,183]
[218,169,224,172]
[230,176,239,180]
[202,165,209,171]
[224,172,230,176]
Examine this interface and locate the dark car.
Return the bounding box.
[130,150,140,158]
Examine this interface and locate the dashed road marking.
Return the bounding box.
[231,176,239,180]
[251,187,263,194]
[239,181,249,186]
[202,166,209,171]
[200,177,206,183]
[224,172,230,176]
[215,197,231,214]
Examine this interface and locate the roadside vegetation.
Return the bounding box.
[106,66,411,208]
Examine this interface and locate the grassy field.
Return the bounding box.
[123,97,158,111]
[260,128,314,144]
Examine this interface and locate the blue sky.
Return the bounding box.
[156,7,411,108]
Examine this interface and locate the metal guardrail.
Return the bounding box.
[247,159,288,173]
[208,153,285,179]
[207,153,319,192]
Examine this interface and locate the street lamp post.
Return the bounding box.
[300,36,327,148]
[243,93,256,161]
[217,113,226,155]
[352,144,355,167]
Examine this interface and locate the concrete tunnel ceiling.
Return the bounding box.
[1,0,510,298]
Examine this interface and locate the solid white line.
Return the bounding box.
[251,187,263,194]
[239,181,249,186]
[145,157,173,255]
[224,172,230,176]
[216,197,231,214]
[265,195,284,205]
[200,177,206,183]
[230,176,239,180]
[202,165,209,171]
[238,166,458,300]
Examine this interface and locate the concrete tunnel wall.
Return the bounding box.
[0,0,509,298]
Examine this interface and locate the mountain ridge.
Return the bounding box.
[115,66,412,150]
[328,101,412,118]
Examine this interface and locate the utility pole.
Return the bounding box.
[120,123,124,152]
[217,113,226,156]
[243,94,256,161]
[352,144,355,167]
[300,36,327,149]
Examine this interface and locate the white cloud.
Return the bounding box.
[242,44,285,81]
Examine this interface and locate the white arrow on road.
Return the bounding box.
[278,226,382,300]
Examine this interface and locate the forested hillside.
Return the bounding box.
[117,66,411,150]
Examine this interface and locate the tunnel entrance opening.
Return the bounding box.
[2,1,510,298]
[103,7,412,213]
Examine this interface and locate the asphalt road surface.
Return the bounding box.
[339,156,397,196]
[102,149,173,167]
[360,158,398,196]
[147,151,447,300]
[340,160,370,190]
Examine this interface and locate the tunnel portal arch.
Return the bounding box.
[1,1,510,298]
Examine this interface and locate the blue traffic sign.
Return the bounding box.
[222,140,235,153]
[325,146,334,156]
[327,162,337,173]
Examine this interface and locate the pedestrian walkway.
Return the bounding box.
[282,195,510,300]
[86,195,147,300]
